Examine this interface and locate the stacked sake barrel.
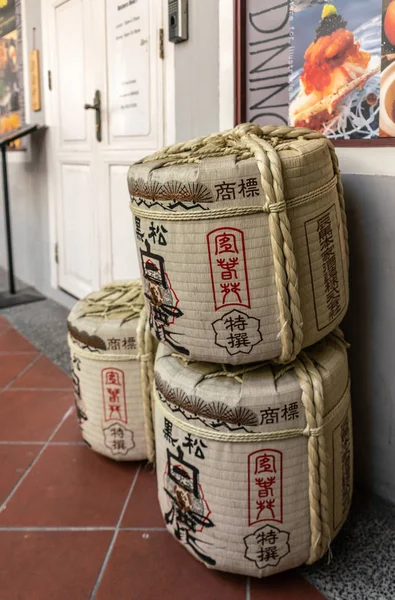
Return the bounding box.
[67,280,156,462]
[127,123,352,577]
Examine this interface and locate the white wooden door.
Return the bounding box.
[46,0,165,298]
[95,0,164,284]
[47,0,99,298]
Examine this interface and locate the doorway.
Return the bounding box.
[44,0,165,298]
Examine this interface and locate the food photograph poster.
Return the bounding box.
[241,0,395,141]
[0,0,23,148]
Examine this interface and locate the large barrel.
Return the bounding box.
[128,124,348,365]
[154,331,352,577]
[67,280,156,461]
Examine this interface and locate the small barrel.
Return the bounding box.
[67,280,156,462]
[154,331,352,577]
[128,124,349,365]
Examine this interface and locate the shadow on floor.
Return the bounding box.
[300,489,395,599]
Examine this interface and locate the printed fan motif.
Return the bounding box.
[129,178,213,203]
[155,372,259,428]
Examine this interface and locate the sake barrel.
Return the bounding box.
[154,331,352,577]
[128,124,349,365]
[67,280,156,462]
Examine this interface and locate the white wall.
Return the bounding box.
[0,0,75,309]
[174,0,220,140]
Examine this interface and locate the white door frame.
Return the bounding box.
[41,0,176,295]
[41,0,61,291]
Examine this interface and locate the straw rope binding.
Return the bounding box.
[131,124,348,364]
[155,330,350,566]
[68,279,156,463]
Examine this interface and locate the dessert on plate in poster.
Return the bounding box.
[289,1,382,139]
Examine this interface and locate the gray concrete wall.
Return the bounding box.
[174,0,219,141]
[342,174,395,503]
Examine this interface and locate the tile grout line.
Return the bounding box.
[119,527,167,532]
[89,463,142,600]
[0,526,167,532]
[0,352,43,395]
[9,387,72,392]
[246,576,251,600]
[0,405,75,513]
[0,527,116,532]
[0,442,85,446]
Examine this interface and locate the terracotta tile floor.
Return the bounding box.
[0,316,327,599]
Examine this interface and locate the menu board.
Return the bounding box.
[106,0,150,138]
[0,0,24,149]
[239,0,395,142]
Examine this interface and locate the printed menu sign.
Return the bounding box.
[0,0,24,149]
[106,0,150,138]
[245,1,290,126]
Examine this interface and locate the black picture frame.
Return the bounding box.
[234,0,395,147]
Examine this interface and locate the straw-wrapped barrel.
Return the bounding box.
[154,330,352,577]
[67,280,156,462]
[128,124,349,365]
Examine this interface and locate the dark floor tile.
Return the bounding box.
[0,445,138,527]
[96,531,246,600]
[251,571,327,599]
[0,329,39,352]
[0,390,73,441]
[0,445,42,503]
[0,354,39,389]
[11,355,72,389]
[122,465,164,528]
[0,531,112,600]
[52,407,82,443]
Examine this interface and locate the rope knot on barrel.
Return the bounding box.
[135,124,349,364]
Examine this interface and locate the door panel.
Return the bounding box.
[97,0,164,283]
[100,0,164,151]
[108,165,141,282]
[55,0,88,144]
[59,163,95,296]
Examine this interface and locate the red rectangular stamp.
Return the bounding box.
[101,367,128,424]
[248,449,283,526]
[207,227,251,311]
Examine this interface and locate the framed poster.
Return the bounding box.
[0,0,25,150]
[235,0,395,146]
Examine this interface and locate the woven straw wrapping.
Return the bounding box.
[67,280,157,462]
[154,330,353,577]
[128,123,349,365]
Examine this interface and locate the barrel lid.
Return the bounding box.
[67,280,144,351]
[127,124,334,209]
[154,331,349,433]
